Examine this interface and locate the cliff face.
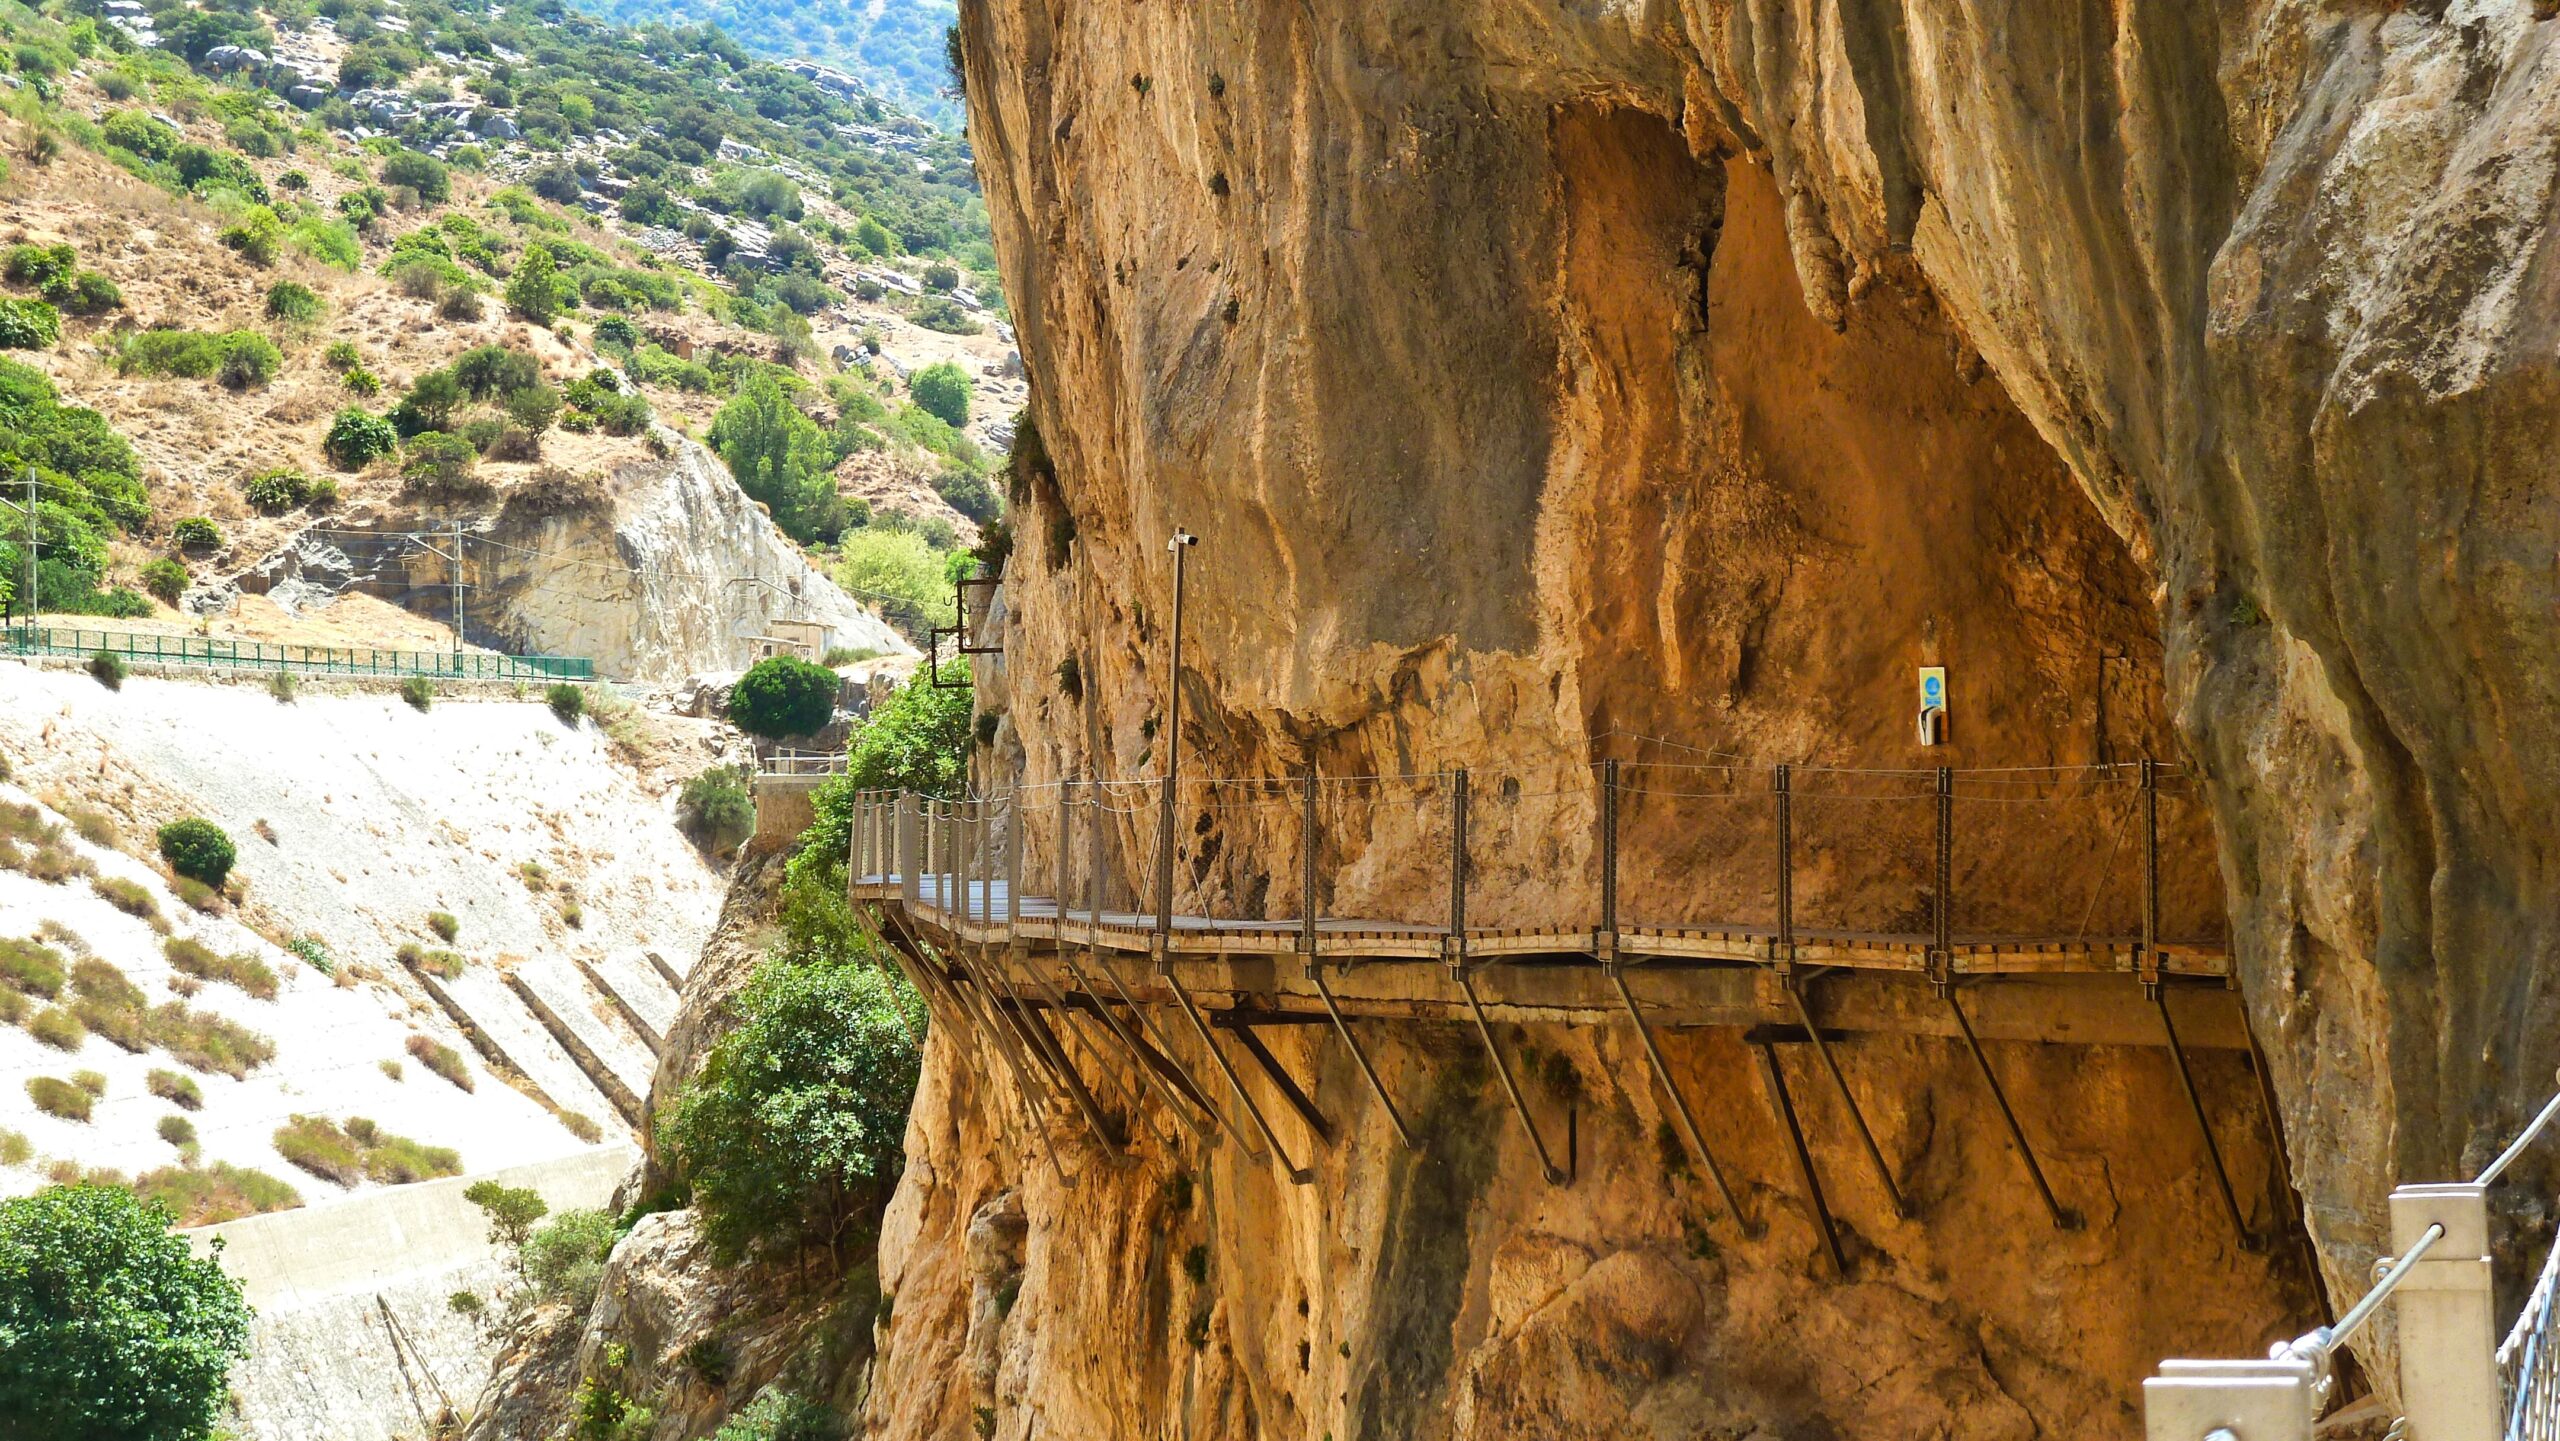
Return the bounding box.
[887,0,2560,1432]
[243,438,911,681]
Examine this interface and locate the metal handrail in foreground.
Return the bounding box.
[2145,1067,2560,1440]
[2,624,594,680]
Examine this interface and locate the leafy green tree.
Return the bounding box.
[908,362,971,428]
[324,408,399,470]
[727,656,839,739]
[707,372,843,544]
[833,529,952,639]
[0,1186,252,1440]
[791,662,970,895]
[506,245,566,324]
[853,217,895,256]
[463,1179,547,1278]
[658,954,924,1263]
[379,149,451,204]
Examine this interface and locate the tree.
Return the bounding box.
[324,408,398,470]
[707,372,842,544]
[727,656,839,740]
[658,955,924,1263]
[0,1186,252,1440]
[379,149,451,204]
[463,1179,547,1276]
[793,662,971,895]
[908,362,972,429]
[853,217,895,256]
[155,819,234,888]
[506,245,565,325]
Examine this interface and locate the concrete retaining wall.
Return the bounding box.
[190,1146,635,1441]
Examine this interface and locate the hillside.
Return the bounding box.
[0,0,1019,669]
[581,0,962,131]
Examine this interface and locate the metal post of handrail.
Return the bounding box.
[2140,757,2162,996]
[1446,769,1469,975]
[1598,759,1619,964]
[1774,764,1795,967]
[1931,767,1953,994]
[1152,774,1175,974]
[1300,767,1319,970]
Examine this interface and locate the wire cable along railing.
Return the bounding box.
[2145,1070,2560,1440]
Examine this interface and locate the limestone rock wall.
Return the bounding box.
[910,0,2560,1428]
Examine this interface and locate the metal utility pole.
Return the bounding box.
[19,473,31,623]
[451,519,464,653]
[1151,528,1196,968]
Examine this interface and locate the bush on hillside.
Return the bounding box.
[727,656,838,740]
[162,938,273,1001]
[130,1161,301,1226]
[0,298,59,350]
[324,408,399,470]
[138,558,187,607]
[0,938,63,998]
[115,330,278,388]
[524,1208,616,1308]
[399,433,484,502]
[263,281,323,323]
[88,649,124,690]
[407,1034,471,1090]
[156,1115,194,1149]
[153,824,234,890]
[379,149,451,203]
[547,683,584,725]
[27,1075,88,1118]
[147,1068,201,1110]
[155,819,234,888]
[908,361,971,428]
[0,1185,252,1439]
[171,518,222,550]
[400,676,435,712]
[677,766,754,855]
[238,469,311,514]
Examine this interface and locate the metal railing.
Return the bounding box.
[838,757,2230,960]
[760,750,848,778]
[2,625,594,681]
[2145,1070,2560,1439]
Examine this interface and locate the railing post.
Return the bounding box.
[897,795,920,906]
[1300,767,1320,973]
[1773,764,1794,970]
[2140,756,2162,996]
[2389,1182,2500,1440]
[1152,775,1174,975]
[1445,769,1469,977]
[1004,797,1021,931]
[1932,766,1953,995]
[1598,759,1619,968]
[1057,780,1072,919]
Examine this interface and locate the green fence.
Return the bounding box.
[2,626,595,681]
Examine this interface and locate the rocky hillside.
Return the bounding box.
[0,0,1026,675]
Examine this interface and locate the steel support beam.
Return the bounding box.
[2156,983,2252,1246]
[1457,964,1566,1185]
[1608,966,1750,1231]
[1945,985,2074,1229]
[1754,1039,1846,1277]
[1225,1020,1332,1146]
[1783,974,1907,1216]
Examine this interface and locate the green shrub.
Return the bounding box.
[398,432,482,499]
[286,936,331,974]
[727,656,839,740]
[407,1034,471,1090]
[400,676,434,712]
[88,649,124,690]
[162,936,275,1000]
[678,766,755,854]
[146,1003,274,1077]
[659,952,925,1262]
[274,1114,461,1186]
[147,1069,201,1111]
[89,874,155,923]
[559,1109,602,1143]
[263,281,323,323]
[217,206,284,266]
[323,340,361,370]
[380,149,450,203]
[0,1185,252,1437]
[46,272,121,316]
[426,911,460,943]
[546,683,584,725]
[100,108,178,159]
[139,557,186,606]
[342,365,381,396]
[156,1114,194,1148]
[711,1390,840,1441]
[0,298,58,350]
[116,330,278,388]
[171,876,221,914]
[524,1208,616,1307]
[26,1075,88,1118]
[324,407,399,469]
[155,819,234,888]
[238,468,310,514]
[0,938,63,998]
[266,671,296,704]
[171,517,222,550]
[130,1161,301,1226]
[909,361,972,428]
[26,1007,83,1051]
